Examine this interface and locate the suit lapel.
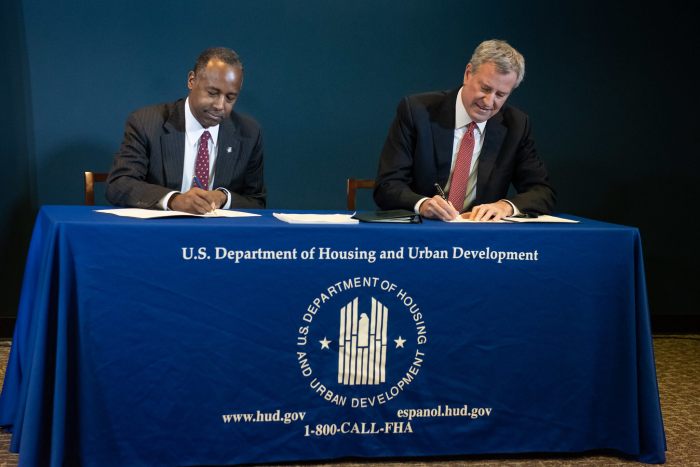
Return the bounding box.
[477,111,506,201]
[214,116,242,187]
[431,87,461,186]
[161,100,186,189]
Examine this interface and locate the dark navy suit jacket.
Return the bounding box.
[374,87,555,214]
[107,99,265,209]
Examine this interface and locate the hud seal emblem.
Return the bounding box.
[296,277,428,407]
[338,297,388,386]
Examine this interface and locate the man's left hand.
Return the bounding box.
[200,188,227,209]
[461,200,513,221]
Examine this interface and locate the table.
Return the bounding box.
[0,206,666,466]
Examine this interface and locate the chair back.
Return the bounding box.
[346,178,375,210]
[84,172,108,205]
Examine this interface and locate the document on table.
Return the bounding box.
[95,208,260,219]
[273,213,359,224]
[448,217,508,223]
[503,214,579,223]
[448,214,578,223]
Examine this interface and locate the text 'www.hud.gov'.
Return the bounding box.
[221,409,306,425]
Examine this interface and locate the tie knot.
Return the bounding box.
[200,131,211,143]
[467,121,477,133]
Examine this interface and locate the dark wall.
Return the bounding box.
[0,0,35,335]
[2,1,697,332]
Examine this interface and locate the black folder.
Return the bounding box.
[352,210,422,223]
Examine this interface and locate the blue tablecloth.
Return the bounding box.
[0,206,666,465]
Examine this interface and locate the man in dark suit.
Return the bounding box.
[107,47,265,214]
[374,39,554,221]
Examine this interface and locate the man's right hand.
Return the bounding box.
[168,188,220,214]
[419,195,460,221]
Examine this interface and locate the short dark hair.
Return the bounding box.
[192,47,243,75]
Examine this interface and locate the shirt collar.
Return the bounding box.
[185,97,220,146]
[456,87,486,134]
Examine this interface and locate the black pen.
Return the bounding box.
[434,183,447,201]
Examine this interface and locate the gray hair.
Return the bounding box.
[469,40,525,88]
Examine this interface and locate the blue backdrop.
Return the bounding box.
[1,0,698,330]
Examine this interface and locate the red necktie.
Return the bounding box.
[195,131,211,190]
[448,122,477,210]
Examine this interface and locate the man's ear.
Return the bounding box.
[463,63,473,84]
[187,71,195,90]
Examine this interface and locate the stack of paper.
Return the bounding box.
[503,214,578,223]
[272,213,359,224]
[95,208,260,219]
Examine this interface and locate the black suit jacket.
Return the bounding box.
[374,88,555,214]
[106,99,265,209]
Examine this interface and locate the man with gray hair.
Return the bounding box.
[374,39,555,221]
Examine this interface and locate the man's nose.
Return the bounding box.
[212,95,225,110]
[483,92,495,108]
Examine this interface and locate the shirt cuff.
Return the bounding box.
[414,197,429,214]
[500,199,519,216]
[216,187,232,209]
[161,191,179,210]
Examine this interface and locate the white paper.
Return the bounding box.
[95,208,260,219]
[272,213,359,224]
[448,217,508,223]
[503,215,579,223]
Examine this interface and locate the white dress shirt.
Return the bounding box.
[414,87,518,215]
[161,97,231,209]
[445,87,487,211]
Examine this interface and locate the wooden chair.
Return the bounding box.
[346,178,375,210]
[84,171,108,205]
